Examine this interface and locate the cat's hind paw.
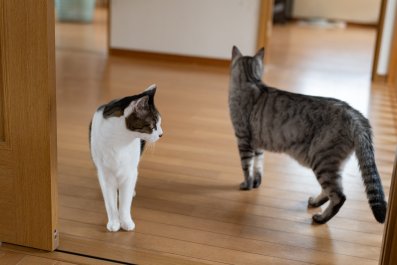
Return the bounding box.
[253,174,262,188]
[107,220,121,232]
[312,214,327,224]
[240,179,254,190]
[308,196,329,208]
[120,218,135,231]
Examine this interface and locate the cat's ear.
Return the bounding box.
[254,47,265,62]
[144,84,157,96]
[232,46,242,60]
[124,96,149,117]
[135,95,149,110]
[144,84,157,105]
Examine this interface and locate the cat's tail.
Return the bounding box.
[353,119,387,223]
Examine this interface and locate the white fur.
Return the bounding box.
[90,100,162,232]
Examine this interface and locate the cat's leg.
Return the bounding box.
[311,172,346,224]
[118,170,137,231]
[253,150,264,188]
[308,190,329,208]
[237,139,255,190]
[97,169,120,232]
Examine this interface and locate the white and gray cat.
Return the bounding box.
[90,84,163,232]
[229,46,387,224]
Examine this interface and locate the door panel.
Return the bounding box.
[0,0,58,251]
[0,52,4,142]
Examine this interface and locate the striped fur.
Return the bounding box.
[228,46,387,224]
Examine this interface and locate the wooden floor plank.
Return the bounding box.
[0,249,25,264]
[0,244,121,265]
[60,206,380,261]
[59,193,382,248]
[59,219,376,265]
[60,234,237,265]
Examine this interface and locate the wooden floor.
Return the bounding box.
[54,8,396,265]
[0,244,120,265]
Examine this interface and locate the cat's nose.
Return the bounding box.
[159,134,163,138]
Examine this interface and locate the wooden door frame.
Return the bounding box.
[0,0,58,251]
[373,0,397,84]
[372,0,389,81]
[386,1,397,86]
[380,151,397,265]
[257,0,274,50]
[377,2,397,263]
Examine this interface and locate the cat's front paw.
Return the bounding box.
[120,218,135,231]
[107,220,121,232]
[240,179,254,190]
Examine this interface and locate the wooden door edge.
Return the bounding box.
[387,2,397,86]
[372,0,388,81]
[257,0,274,51]
[379,150,397,265]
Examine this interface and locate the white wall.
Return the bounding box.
[293,0,381,24]
[110,0,261,59]
[377,0,397,75]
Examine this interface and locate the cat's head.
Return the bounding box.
[103,84,163,142]
[230,46,265,83]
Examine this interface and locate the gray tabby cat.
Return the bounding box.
[229,46,387,224]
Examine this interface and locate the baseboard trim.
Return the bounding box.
[109,48,230,67]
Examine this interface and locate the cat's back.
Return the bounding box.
[257,86,353,114]
[90,107,111,162]
[90,107,141,171]
[90,106,107,148]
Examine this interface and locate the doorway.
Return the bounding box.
[51,1,397,265]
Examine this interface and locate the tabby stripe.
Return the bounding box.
[313,161,340,174]
[316,168,339,177]
[235,133,249,139]
[238,143,253,151]
[369,197,384,203]
[257,93,269,140]
[319,180,332,188]
[240,155,254,160]
[311,151,343,170]
[266,128,274,150]
[280,115,289,126]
